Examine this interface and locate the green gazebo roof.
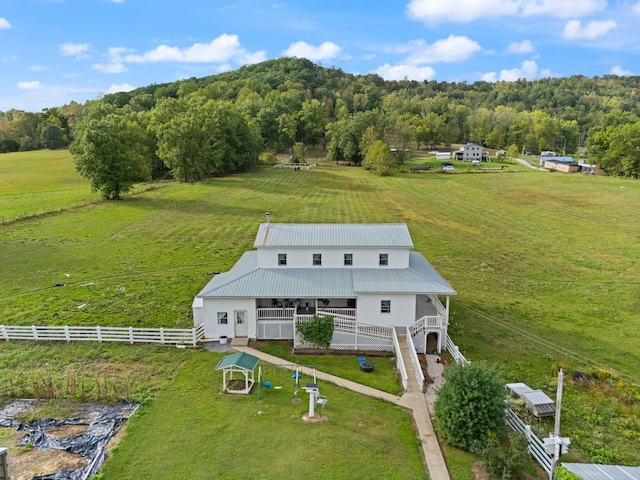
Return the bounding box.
[215,352,260,372]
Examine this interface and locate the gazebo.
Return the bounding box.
[215,352,260,394]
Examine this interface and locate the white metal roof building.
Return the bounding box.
[193,222,456,352]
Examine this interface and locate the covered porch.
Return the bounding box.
[255,298,356,340]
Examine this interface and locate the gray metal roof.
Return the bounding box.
[253,223,414,248]
[196,250,456,298]
[563,463,640,480]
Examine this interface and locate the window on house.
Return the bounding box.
[381,300,391,314]
[278,253,287,266]
[344,253,353,266]
[217,312,228,324]
[313,253,322,266]
[379,253,388,266]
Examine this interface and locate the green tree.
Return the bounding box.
[70,104,150,199]
[299,99,328,147]
[434,362,505,450]
[362,139,396,176]
[292,142,307,163]
[40,124,65,149]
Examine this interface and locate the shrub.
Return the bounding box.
[297,315,334,349]
[472,431,529,480]
[554,465,582,480]
[434,362,505,450]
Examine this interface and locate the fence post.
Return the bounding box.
[65,325,70,342]
[354,321,358,351]
[129,326,134,344]
[32,325,38,341]
[192,327,197,346]
[97,326,102,343]
[160,327,165,345]
[1,325,8,341]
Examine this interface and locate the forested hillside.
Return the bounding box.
[2,57,639,186]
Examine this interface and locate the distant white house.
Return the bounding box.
[435,152,451,160]
[454,143,489,162]
[192,218,456,352]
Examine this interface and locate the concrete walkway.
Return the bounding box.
[234,344,451,480]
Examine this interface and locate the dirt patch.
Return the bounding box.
[3,427,87,480]
[472,461,495,480]
[301,412,328,422]
[46,424,88,439]
[106,423,127,454]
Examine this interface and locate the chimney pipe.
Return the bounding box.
[265,212,270,226]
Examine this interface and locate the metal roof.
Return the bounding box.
[253,223,414,248]
[563,463,640,480]
[196,251,456,298]
[215,352,260,371]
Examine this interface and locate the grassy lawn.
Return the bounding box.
[1,149,640,466]
[253,341,404,396]
[98,350,426,480]
[0,149,99,221]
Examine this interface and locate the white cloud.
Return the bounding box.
[634,2,640,14]
[110,0,125,3]
[520,0,606,18]
[392,35,481,64]
[0,17,11,29]
[282,41,342,61]
[482,60,541,82]
[562,19,617,40]
[17,81,41,90]
[122,34,266,65]
[407,0,606,23]
[29,65,47,71]
[610,65,633,76]
[107,83,135,94]
[373,63,436,81]
[93,62,127,73]
[59,43,91,58]
[505,40,535,54]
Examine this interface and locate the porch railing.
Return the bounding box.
[316,308,356,318]
[294,315,393,351]
[405,327,425,389]
[392,329,409,390]
[257,308,296,320]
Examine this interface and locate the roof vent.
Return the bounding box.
[265,212,270,226]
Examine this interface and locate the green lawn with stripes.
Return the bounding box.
[1,149,639,467]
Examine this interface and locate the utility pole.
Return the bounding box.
[545,369,571,480]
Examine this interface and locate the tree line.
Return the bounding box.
[3,57,639,192]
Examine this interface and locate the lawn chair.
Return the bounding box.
[315,392,328,409]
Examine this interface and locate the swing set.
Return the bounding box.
[255,363,320,403]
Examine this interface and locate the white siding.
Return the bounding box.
[202,298,257,339]
[257,247,410,268]
[357,294,417,327]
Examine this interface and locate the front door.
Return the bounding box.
[234,311,248,337]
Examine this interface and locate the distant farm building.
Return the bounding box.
[544,160,580,173]
[454,143,490,162]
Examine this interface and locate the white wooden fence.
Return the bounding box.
[0,324,205,346]
[405,327,425,389]
[445,335,554,477]
[392,329,409,391]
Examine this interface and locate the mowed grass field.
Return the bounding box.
[1,150,640,469]
[0,149,98,221]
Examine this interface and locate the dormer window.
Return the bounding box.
[313,253,322,266]
[344,253,353,266]
[278,253,287,266]
[379,253,388,266]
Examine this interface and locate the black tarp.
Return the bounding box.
[0,399,139,480]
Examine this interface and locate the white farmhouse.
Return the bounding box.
[454,143,487,161]
[192,218,456,352]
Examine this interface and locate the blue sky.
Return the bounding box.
[1,0,639,112]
